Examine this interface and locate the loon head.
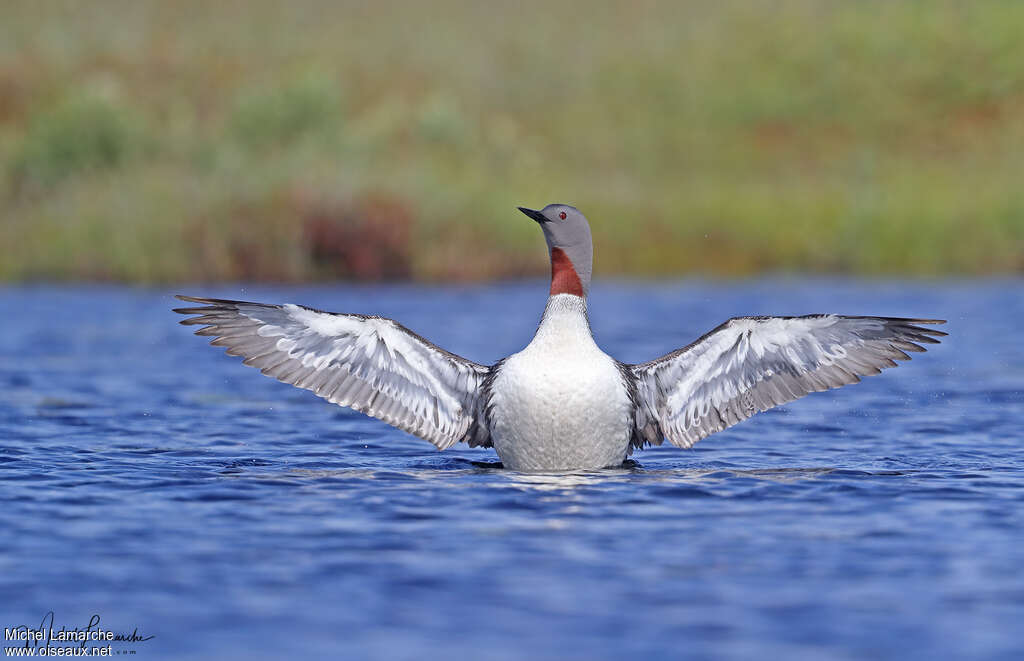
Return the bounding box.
[517,204,593,298]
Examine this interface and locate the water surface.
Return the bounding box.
[1,280,1022,659]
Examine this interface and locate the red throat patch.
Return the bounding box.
[549,247,584,297]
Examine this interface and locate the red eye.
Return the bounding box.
[559,211,567,220]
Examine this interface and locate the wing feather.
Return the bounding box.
[174,296,492,449]
[631,315,946,448]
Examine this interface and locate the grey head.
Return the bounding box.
[517,204,593,297]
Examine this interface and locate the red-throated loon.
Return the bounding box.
[175,204,946,471]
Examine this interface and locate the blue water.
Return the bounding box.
[1,280,1022,660]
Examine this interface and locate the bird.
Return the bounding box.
[174,204,946,471]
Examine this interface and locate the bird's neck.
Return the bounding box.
[549,247,585,298]
[532,293,593,349]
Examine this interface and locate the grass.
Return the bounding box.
[1,0,1022,283]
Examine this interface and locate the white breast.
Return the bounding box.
[488,295,633,471]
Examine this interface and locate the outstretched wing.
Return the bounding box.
[630,315,946,449]
[174,296,492,449]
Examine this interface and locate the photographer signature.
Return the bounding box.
[6,611,153,650]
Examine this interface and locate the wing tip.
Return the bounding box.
[868,316,946,324]
[174,294,247,307]
[899,320,947,333]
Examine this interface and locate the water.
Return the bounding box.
[1,280,1022,660]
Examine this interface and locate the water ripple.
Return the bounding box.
[0,282,1021,660]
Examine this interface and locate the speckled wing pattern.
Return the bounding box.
[174,296,492,450]
[630,315,946,449]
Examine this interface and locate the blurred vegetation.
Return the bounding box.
[1,0,1022,283]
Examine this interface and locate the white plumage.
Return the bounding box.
[175,296,943,470]
[488,294,632,471]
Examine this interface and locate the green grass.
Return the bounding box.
[1,0,1022,282]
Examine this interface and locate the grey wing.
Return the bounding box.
[174,296,493,449]
[630,315,947,449]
